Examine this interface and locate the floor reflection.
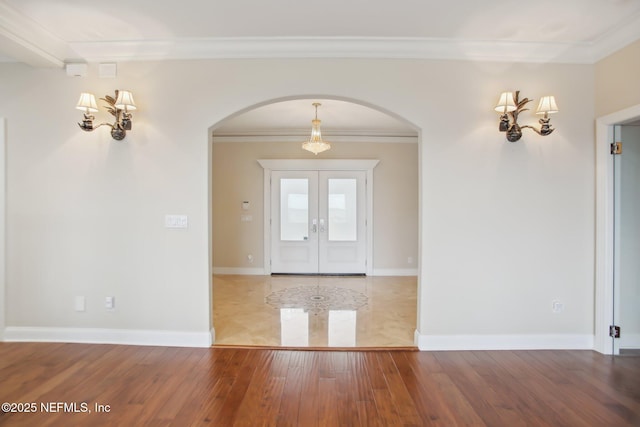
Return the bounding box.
[279,308,358,347]
[328,310,356,347]
[280,308,308,346]
[213,275,417,348]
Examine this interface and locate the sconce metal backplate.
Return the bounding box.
[505,91,531,142]
[101,92,130,141]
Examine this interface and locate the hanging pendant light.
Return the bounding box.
[302,102,331,155]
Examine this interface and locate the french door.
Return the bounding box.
[270,170,367,274]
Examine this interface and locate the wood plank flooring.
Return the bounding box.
[0,343,639,426]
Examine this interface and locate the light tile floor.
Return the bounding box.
[213,275,417,347]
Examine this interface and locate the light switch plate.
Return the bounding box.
[165,214,188,228]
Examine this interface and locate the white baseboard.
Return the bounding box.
[212,267,266,275]
[620,333,640,349]
[3,327,213,348]
[371,268,418,276]
[212,267,416,276]
[211,267,418,276]
[414,331,595,351]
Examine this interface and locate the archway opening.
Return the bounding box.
[208,96,422,348]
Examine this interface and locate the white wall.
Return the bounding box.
[0,58,595,348]
[620,125,640,349]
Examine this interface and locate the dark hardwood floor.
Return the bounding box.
[0,343,639,426]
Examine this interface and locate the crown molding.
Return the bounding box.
[0,3,67,67]
[70,37,600,64]
[212,129,418,144]
[591,12,640,61]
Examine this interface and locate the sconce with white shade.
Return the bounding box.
[495,91,558,142]
[302,102,331,155]
[76,90,137,141]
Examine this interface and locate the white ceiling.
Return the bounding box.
[2,0,639,136]
[2,0,640,66]
[3,0,637,41]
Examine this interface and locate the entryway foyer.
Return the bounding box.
[212,274,417,348]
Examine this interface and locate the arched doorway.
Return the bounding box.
[208,96,421,347]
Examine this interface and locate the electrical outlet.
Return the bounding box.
[75,296,86,312]
[552,300,564,313]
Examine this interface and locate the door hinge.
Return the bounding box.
[611,142,622,155]
[609,325,621,338]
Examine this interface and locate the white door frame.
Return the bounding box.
[595,104,640,354]
[258,159,379,275]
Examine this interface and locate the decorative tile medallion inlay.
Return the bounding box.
[265,286,368,315]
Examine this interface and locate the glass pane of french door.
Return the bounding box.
[328,178,358,241]
[280,178,309,241]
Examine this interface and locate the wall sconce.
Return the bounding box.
[495,91,558,142]
[76,90,137,141]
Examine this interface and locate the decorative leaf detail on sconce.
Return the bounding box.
[100,94,118,118]
[511,93,531,121]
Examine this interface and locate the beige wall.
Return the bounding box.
[595,40,640,117]
[212,141,419,272]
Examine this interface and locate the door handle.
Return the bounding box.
[312,218,317,233]
[319,218,325,233]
